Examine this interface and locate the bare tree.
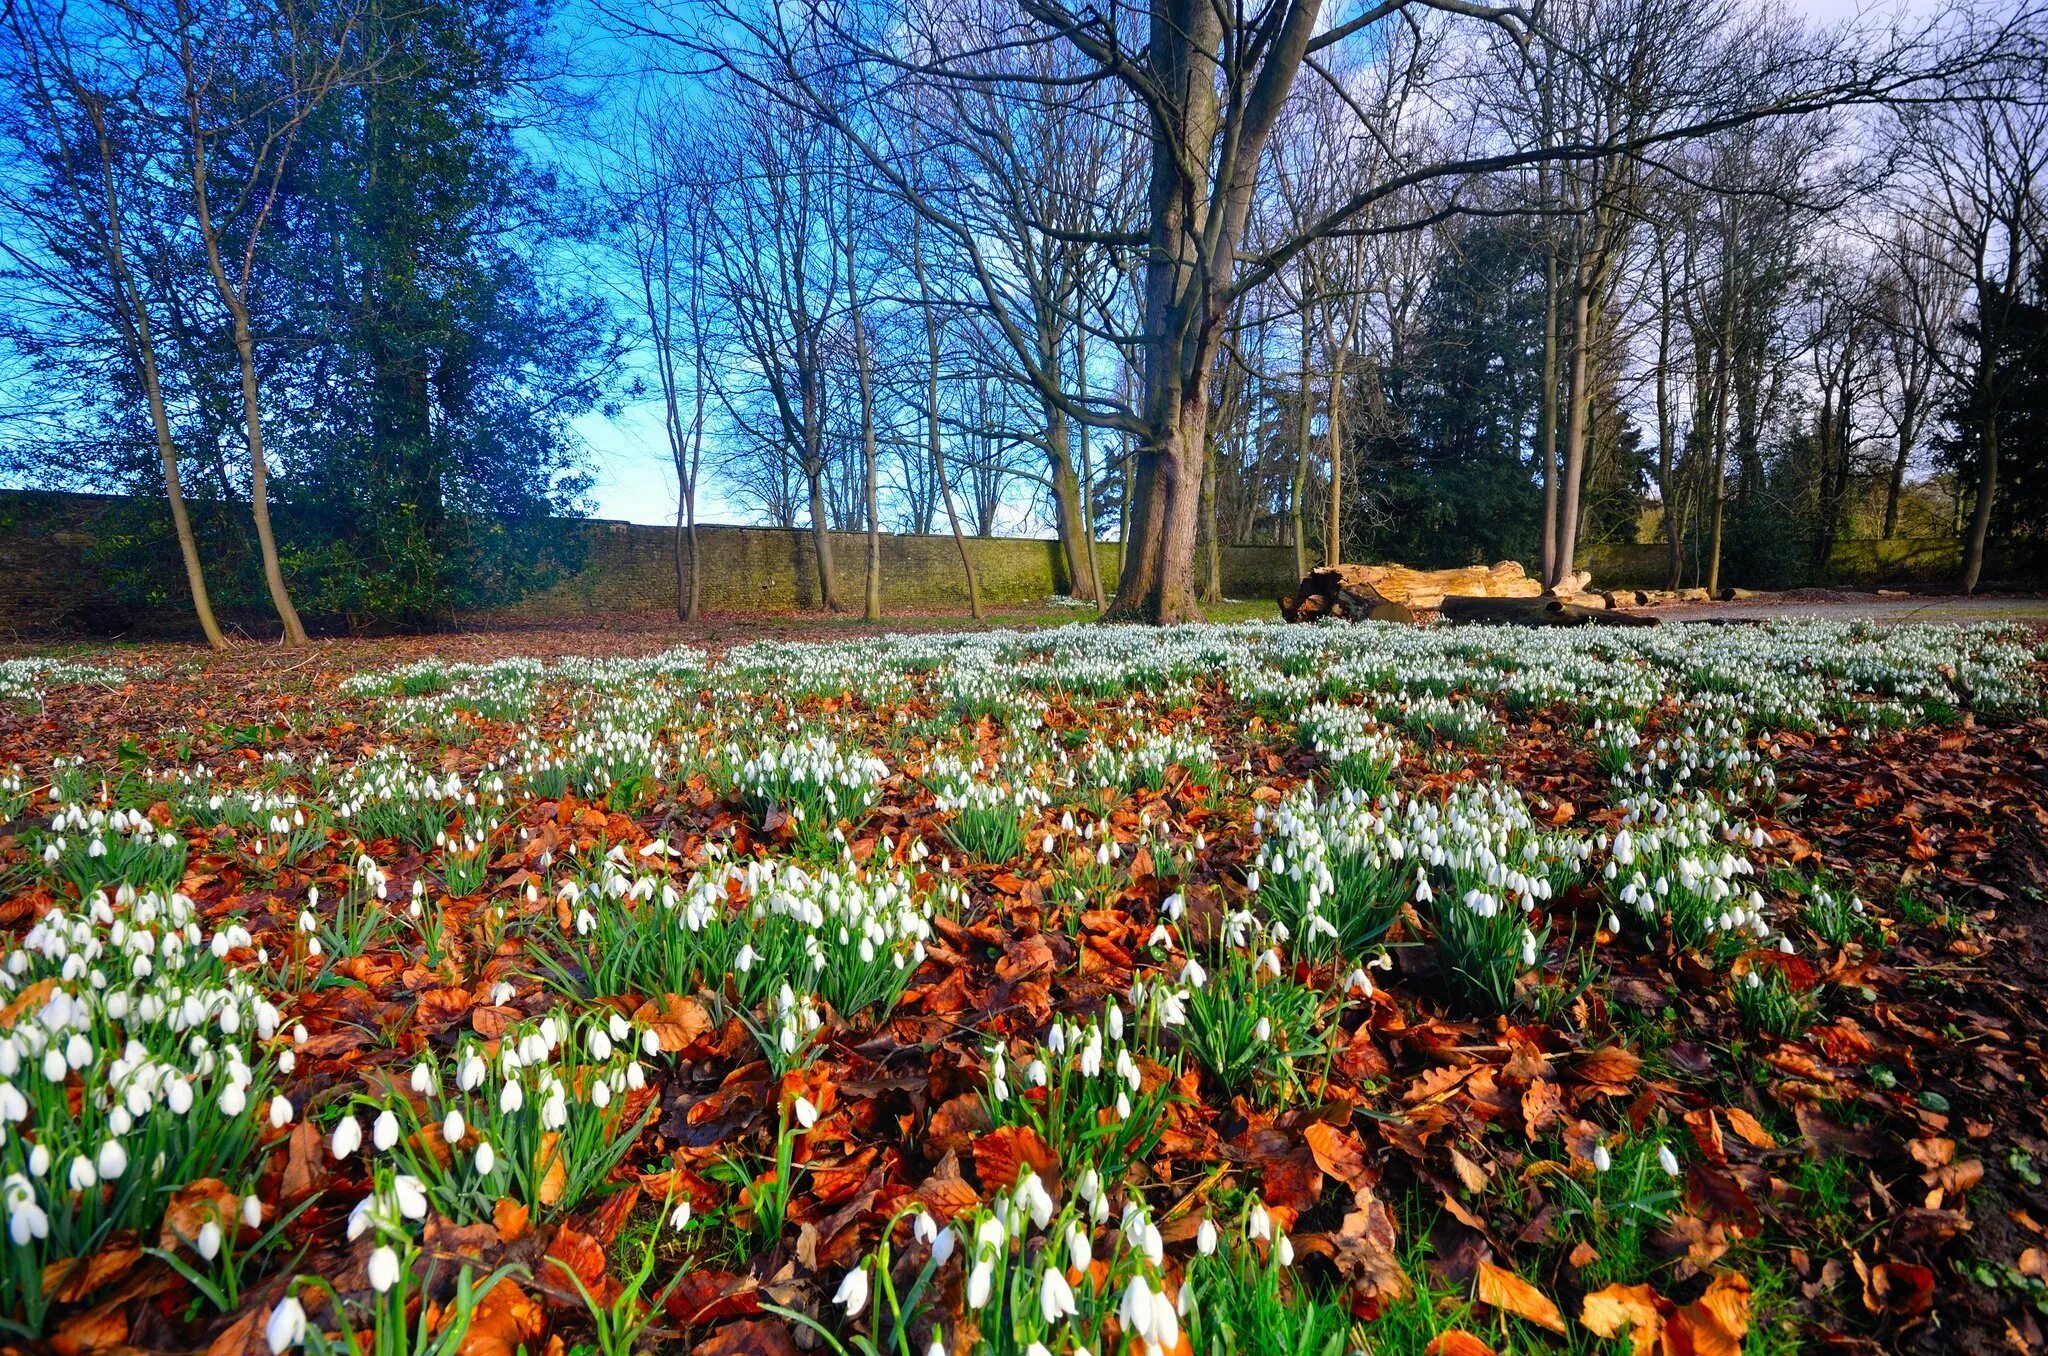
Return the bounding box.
[0,1,227,645]
[162,0,363,644]
[1898,80,2048,591]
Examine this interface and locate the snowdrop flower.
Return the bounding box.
[442,1109,466,1144]
[392,1174,429,1219]
[265,1297,307,1354]
[793,1096,819,1130]
[374,1109,400,1152]
[1040,1266,1077,1324]
[1065,1221,1091,1271]
[967,1259,994,1310]
[1592,1144,1612,1172]
[833,1265,869,1317]
[475,1140,496,1175]
[332,1116,363,1160]
[1196,1216,1218,1255]
[1277,1233,1295,1267]
[1247,1201,1272,1240]
[1657,1145,1681,1177]
[368,1245,401,1294]
[196,1219,223,1261]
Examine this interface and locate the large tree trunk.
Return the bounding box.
[1106,377,1210,624]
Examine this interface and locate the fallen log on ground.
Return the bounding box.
[1280,561,1542,621]
[1439,595,1661,628]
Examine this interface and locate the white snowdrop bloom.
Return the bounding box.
[1247,1201,1271,1240]
[1592,1144,1612,1172]
[368,1245,401,1294]
[374,1109,400,1151]
[332,1116,363,1159]
[96,1139,127,1179]
[392,1174,429,1219]
[1197,1215,1219,1254]
[793,1096,819,1129]
[475,1140,496,1175]
[500,1079,524,1114]
[834,1266,870,1317]
[966,1259,994,1310]
[1658,1145,1681,1177]
[265,1297,307,1354]
[442,1109,466,1144]
[1040,1265,1078,1324]
[196,1218,223,1261]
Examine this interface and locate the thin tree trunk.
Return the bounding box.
[95,129,225,647]
[1324,340,1347,568]
[1074,326,1104,608]
[1882,388,1919,540]
[1291,310,1310,581]
[1961,403,2000,593]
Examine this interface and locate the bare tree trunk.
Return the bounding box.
[909,215,980,617]
[1553,267,1594,590]
[1538,236,1561,585]
[1074,326,1104,607]
[1291,312,1310,580]
[1654,284,1680,593]
[1961,405,2000,593]
[1880,392,1916,541]
[1324,340,1347,568]
[144,336,226,648]
[1045,404,1092,600]
[1199,443,1222,603]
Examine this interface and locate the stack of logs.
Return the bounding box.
[1279,561,1661,627]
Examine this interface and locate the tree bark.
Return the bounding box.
[1291,308,1311,581]
[1552,264,1594,589]
[1323,337,1347,568]
[1962,404,2000,594]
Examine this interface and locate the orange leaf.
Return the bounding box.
[536,1132,568,1208]
[1721,1107,1777,1149]
[972,1124,1059,1195]
[159,1179,240,1251]
[1476,1260,1566,1334]
[1425,1330,1498,1356]
[634,995,713,1054]
[1669,1272,1751,1356]
[455,1278,546,1356]
[1304,1121,1369,1185]
[1580,1282,1665,1355]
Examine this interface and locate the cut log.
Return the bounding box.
[1280,561,1542,622]
[1438,595,1660,628]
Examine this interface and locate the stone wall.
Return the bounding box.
[0,490,1303,635]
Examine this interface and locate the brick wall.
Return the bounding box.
[0,490,1303,635]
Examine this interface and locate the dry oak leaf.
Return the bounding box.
[973,1124,1059,1195]
[635,995,714,1054]
[691,1319,800,1356]
[203,1305,265,1356]
[280,1117,329,1201]
[1571,1045,1643,1090]
[1581,1282,1665,1355]
[1521,1078,1564,1138]
[1304,1120,1370,1185]
[48,1299,127,1356]
[535,1131,569,1208]
[454,1278,547,1356]
[1475,1260,1567,1334]
[494,1198,531,1243]
[160,1178,241,1251]
[1425,1330,1499,1356]
[1721,1107,1777,1150]
[1675,1272,1752,1356]
[44,1244,142,1304]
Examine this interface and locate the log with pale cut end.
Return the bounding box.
[1279,561,1543,622]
